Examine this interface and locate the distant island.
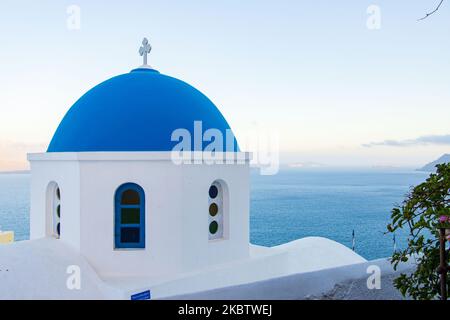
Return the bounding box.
[417,154,450,172]
[288,162,325,168]
[0,170,30,175]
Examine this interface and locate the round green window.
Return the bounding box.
[209,203,218,216]
[209,221,219,234]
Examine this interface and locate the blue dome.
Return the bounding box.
[47,68,239,152]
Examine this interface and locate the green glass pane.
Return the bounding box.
[121,189,140,205]
[209,203,218,216]
[209,221,218,234]
[121,208,140,224]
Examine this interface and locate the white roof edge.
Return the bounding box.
[27,151,252,162]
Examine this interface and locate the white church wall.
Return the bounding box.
[28,152,250,279]
[78,152,250,277]
[28,154,81,250]
[179,162,250,272]
[78,158,184,277]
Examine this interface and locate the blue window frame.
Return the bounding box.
[115,183,145,249]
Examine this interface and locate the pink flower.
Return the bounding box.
[439,216,448,223]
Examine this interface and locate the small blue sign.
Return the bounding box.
[131,290,151,300]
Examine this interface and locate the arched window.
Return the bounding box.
[114,183,145,249]
[46,182,61,239]
[54,186,61,238]
[208,180,227,240]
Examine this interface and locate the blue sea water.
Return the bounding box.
[0,174,30,242]
[0,169,428,260]
[250,168,428,260]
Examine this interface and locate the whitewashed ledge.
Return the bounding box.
[0,238,122,300]
[169,258,416,300]
[0,236,414,300]
[27,151,252,162]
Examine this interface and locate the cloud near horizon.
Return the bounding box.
[362,134,450,148]
[0,140,46,171]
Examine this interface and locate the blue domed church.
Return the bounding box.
[28,39,251,280]
[0,39,367,300]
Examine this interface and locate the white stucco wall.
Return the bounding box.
[78,157,184,277]
[28,152,250,278]
[29,157,81,250]
[179,163,250,272]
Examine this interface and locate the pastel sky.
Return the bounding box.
[0,0,449,170]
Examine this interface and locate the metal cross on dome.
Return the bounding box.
[139,38,152,66]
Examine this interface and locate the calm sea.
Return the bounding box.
[0,169,428,260]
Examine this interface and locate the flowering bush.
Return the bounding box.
[387,163,450,300]
[438,215,450,227]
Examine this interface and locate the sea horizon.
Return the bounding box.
[0,167,429,260]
